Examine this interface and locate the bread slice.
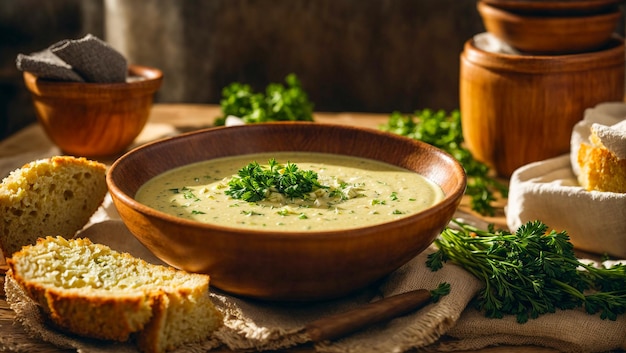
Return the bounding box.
[0,156,108,257]
[7,236,223,353]
[577,129,626,193]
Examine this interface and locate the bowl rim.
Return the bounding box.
[23,64,163,97]
[107,122,467,240]
[477,0,622,21]
[480,0,621,14]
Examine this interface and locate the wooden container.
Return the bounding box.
[480,0,621,16]
[23,65,163,158]
[460,34,624,177]
[477,1,622,55]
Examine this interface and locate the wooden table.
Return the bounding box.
[0,104,552,353]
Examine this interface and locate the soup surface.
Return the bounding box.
[135,152,444,231]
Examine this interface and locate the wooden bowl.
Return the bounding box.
[107,123,466,301]
[481,0,621,16]
[23,65,163,157]
[477,1,622,54]
[460,34,625,177]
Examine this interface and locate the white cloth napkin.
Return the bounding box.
[507,102,626,258]
[472,32,521,55]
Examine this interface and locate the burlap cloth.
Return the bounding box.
[1,162,625,352]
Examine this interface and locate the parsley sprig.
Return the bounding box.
[225,159,327,202]
[430,282,452,303]
[426,220,626,323]
[215,73,314,125]
[379,109,508,216]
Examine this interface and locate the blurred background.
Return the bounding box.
[1,0,623,140]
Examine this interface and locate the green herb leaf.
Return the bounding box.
[430,282,451,303]
[216,73,314,125]
[427,220,626,323]
[379,109,508,216]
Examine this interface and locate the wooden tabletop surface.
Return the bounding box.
[0,104,556,353]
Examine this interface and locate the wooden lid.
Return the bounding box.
[462,34,625,74]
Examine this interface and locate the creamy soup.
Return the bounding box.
[135,152,444,231]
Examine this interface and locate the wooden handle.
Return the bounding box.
[305,289,432,342]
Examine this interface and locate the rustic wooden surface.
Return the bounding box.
[0,104,555,353]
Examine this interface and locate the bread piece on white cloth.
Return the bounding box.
[570,102,626,176]
[0,156,107,257]
[508,102,626,257]
[506,155,626,258]
[7,236,223,353]
[573,103,626,193]
[507,155,626,258]
[577,121,626,193]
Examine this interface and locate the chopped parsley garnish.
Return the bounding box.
[179,187,199,201]
[225,159,328,202]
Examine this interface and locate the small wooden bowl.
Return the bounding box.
[477,1,622,54]
[460,34,625,177]
[23,65,163,157]
[481,0,621,16]
[107,123,466,301]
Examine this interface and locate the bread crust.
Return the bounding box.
[7,236,223,353]
[0,156,107,256]
[13,272,155,341]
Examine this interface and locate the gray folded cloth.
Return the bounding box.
[16,49,85,82]
[16,34,127,83]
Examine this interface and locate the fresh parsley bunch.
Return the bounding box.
[379,109,507,216]
[215,73,314,125]
[427,220,626,323]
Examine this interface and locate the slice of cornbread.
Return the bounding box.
[577,123,626,193]
[7,236,223,353]
[0,156,107,256]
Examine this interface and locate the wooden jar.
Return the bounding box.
[460,34,625,177]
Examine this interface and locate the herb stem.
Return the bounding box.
[427,220,626,323]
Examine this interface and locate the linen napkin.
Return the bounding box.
[16,34,127,83]
[507,102,626,258]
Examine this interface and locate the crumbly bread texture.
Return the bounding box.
[577,129,626,193]
[7,236,223,353]
[0,156,107,256]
